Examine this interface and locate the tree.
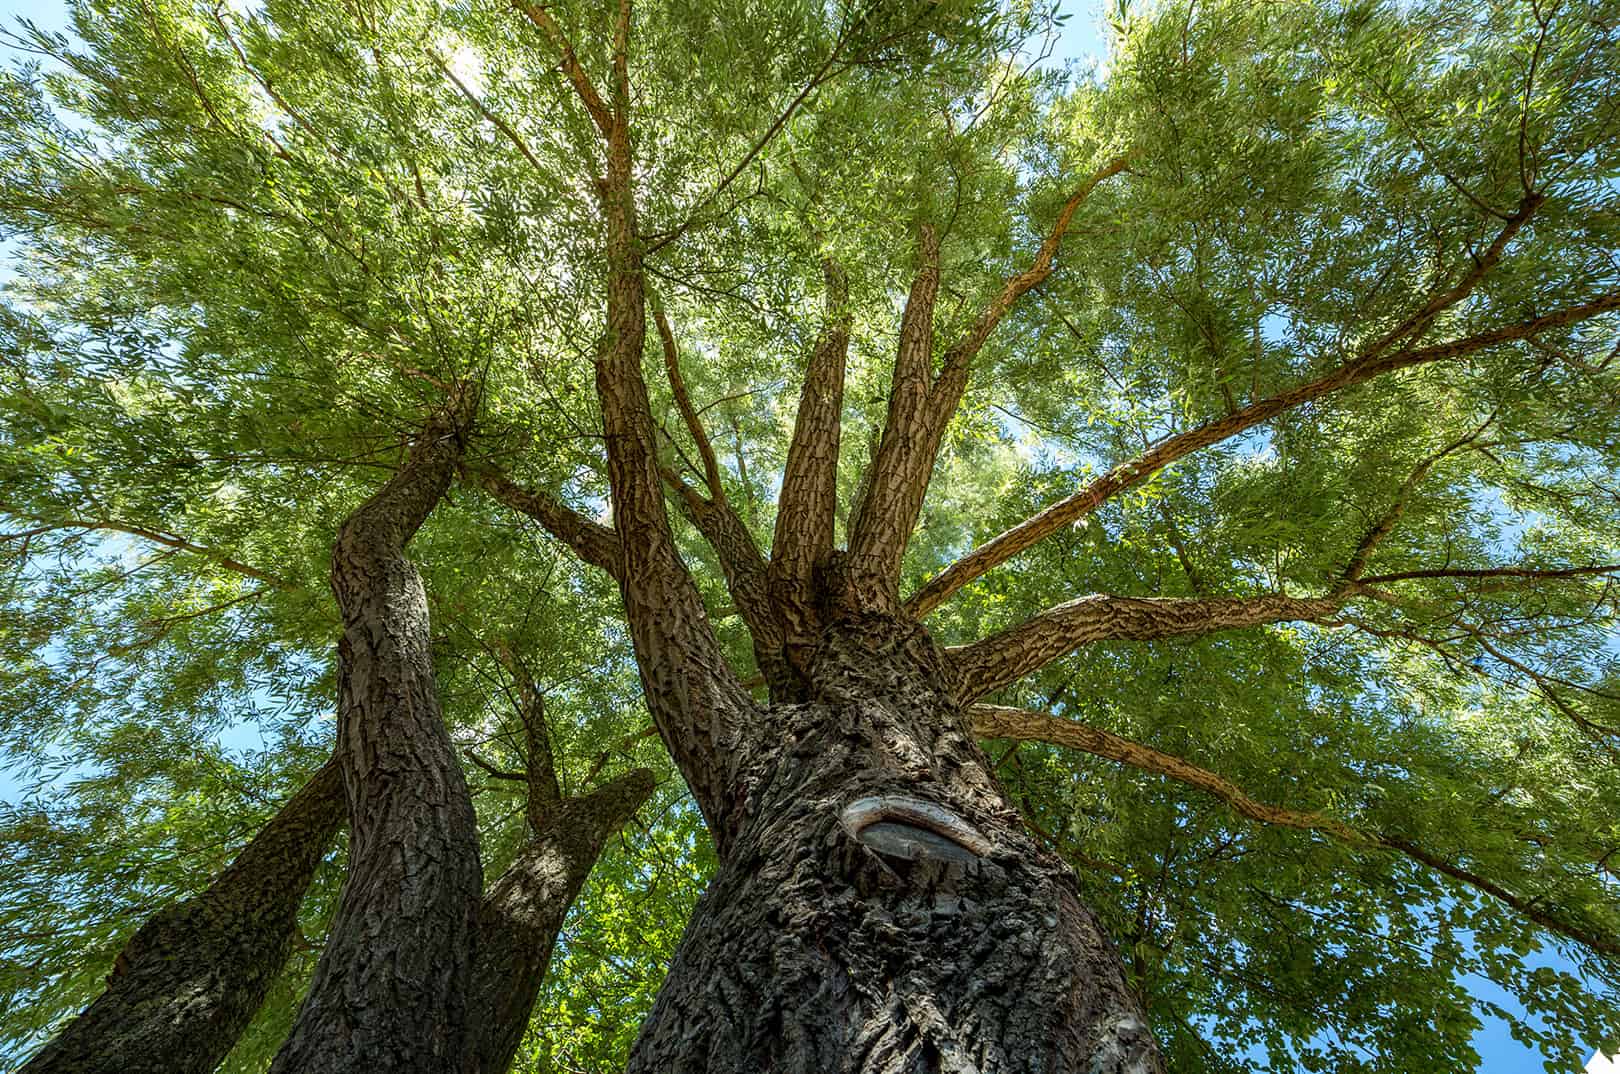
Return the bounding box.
[1,0,1618,1070]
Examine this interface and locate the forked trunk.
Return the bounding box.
[19,761,344,1074]
[627,616,1161,1074]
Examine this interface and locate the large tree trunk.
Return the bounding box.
[18,760,344,1074]
[627,616,1161,1074]
[466,767,656,1074]
[269,428,484,1074]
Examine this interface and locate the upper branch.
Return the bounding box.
[908,288,1620,618]
[950,592,1342,703]
[972,704,1620,959]
[770,259,851,644]
[849,159,1131,605]
[844,224,940,606]
[587,0,757,846]
[513,0,614,137]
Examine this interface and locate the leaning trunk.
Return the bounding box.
[19,761,344,1074]
[465,767,655,1074]
[628,616,1161,1074]
[269,430,484,1074]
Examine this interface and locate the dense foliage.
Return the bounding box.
[1,0,1618,1069]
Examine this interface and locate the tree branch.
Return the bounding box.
[971,704,1620,959]
[845,224,940,608]
[512,0,614,137]
[908,288,1620,618]
[950,592,1342,703]
[0,510,297,591]
[460,463,623,580]
[769,259,850,659]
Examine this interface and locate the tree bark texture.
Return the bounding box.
[18,761,344,1074]
[269,429,484,1074]
[627,616,1162,1074]
[465,767,656,1074]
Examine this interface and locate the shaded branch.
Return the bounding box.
[461,463,623,579]
[972,704,1620,960]
[769,259,851,659]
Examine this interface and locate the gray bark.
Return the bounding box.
[269,429,484,1074]
[17,761,344,1074]
[627,616,1162,1074]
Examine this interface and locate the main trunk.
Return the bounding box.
[628,616,1161,1073]
[19,761,344,1074]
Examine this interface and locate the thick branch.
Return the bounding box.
[661,467,790,693]
[462,464,623,579]
[19,761,345,1074]
[769,259,850,648]
[950,592,1341,703]
[971,704,1620,959]
[845,225,940,606]
[909,289,1620,617]
[270,428,482,1074]
[848,158,1131,604]
[465,768,655,1074]
[590,20,757,846]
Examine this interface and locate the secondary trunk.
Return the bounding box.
[466,767,656,1074]
[627,615,1162,1074]
[269,431,484,1074]
[19,759,344,1074]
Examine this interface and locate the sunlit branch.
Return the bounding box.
[949,592,1342,703]
[512,0,614,137]
[908,288,1620,618]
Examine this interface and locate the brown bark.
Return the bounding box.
[908,286,1620,621]
[769,259,852,675]
[589,16,757,846]
[462,464,623,579]
[18,761,344,1074]
[845,225,941,610]
[846,158,1132,608]
[269,427,483,1074]
[949,592,1342,704]
[626,616,1163,1074]
[466,767,655,1074]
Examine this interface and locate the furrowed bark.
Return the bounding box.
[971,704,1620,959]
[770,259,851,663]
[590,11,756,845]
[18,761,344,1074]
[950,593,1341,703]
[847,159,1130,605]
[845,225,940,609]
[466,767,655,1074]
[628,615,1163,1073]
[269,428,483,1074]
[462,464,623,579]
[907,289,1620,621]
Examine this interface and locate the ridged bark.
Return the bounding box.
[18,761,344,1074]
[269,429,483,1074]
[627,616,1162,1074]
[466,768,656,1074]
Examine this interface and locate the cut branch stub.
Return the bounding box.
[839,794,993,864]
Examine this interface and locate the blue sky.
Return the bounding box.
[0,0,1612,1070]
